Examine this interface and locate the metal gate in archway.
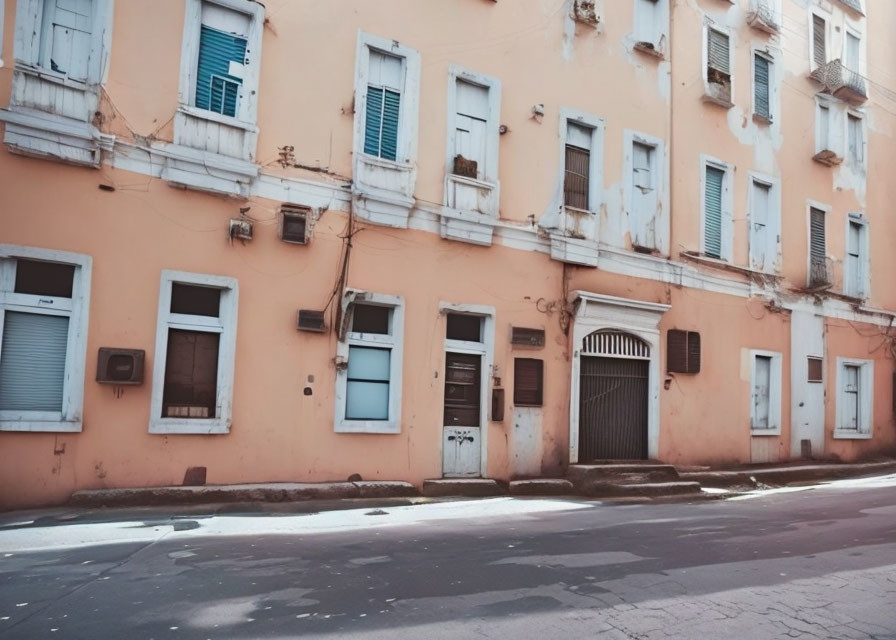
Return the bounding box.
[579,330,649,461]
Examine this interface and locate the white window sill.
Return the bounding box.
[563,205,596,217]
[633,42,665,59]
[178,105,258,132]
[751,428,782,437]
[701,89,734,110]
[0,420,82,433]
[358,153,413,172]
[833,430,872,440]
[335,420,400,434]
[447,173,497,192]
[15,62,90,92]
[149,418,231,435]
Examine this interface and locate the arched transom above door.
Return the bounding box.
[582,330,650,359]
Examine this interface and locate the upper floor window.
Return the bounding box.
[633,0,668,57]
[810,10,829,70]
[753,52,773,122]
[704,25,733,107]
[39,0,92,82]
[564,122,592,210]
[364,50,403,161]
[847,112,864,169]
[701,157,732,261]
[844,216,868,299]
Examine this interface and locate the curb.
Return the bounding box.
[680,461,896,488]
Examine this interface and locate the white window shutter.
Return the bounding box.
[0,311,70,412]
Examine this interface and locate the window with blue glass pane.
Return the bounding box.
[345,346,391,420]
[195,25,247,118]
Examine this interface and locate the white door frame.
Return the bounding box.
[569,291,669,463]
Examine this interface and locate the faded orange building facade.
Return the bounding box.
[0,0,894,508]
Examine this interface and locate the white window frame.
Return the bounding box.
[842,24,864,75]
[845,108,866,171]
[439,302,495,479]
[177,0,264,130]
[808,6,831,71]
[149,270,239,435]
[353,30,421,169]
[750,349,782,436]
[751,46,777,124]
[444,65,502,195]
[843,213,870,299]
[702,22,735,108]
[0,244,91,432]
[699,154,733,261]
[334,290,404,434]
[632,0,669,58]
[559,107,604,215]
[623,129,667,254]
[814,94,842,160]
[805,199,831,286]
[747,171,781,273]
[834,357,873,439]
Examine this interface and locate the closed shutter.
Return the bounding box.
[365,50,402,161]
[195,25,248,117]
[818,104,830,151]
[704,165,724,258]
[813,14,826,67]
[707,29,730,75]
[44,0,93,82]
[0,311,69,412]
[346,346,391,420]
[754,55,771,120]
[847,115,862,164]
[513,358,544,407]
[667,330,700,374]
[845,32,860,72]
[846,221,862,296]
[809,208,826,264]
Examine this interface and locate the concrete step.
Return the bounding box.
[681,460,896,488]
[509,479,575,496]
[568,464,680,488]
[580,481,702,498]
[422,478,504,498]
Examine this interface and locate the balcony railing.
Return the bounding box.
[810,59,868,104]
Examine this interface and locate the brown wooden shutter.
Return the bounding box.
[667,330,701,374]
[513,358,544,406]
[807,356,823,383]
[564,145,590,210]
[813,14,826,67]
[163,329,220,418]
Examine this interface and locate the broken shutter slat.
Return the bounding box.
[704,165,724,258]
[707,29,730,74]
[813,14,826,67]
[754,55,771,120]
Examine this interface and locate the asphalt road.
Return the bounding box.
[2,476,896,639]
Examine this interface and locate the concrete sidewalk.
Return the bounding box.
[60,459,896,510]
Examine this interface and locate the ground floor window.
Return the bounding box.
[835,357,873,439]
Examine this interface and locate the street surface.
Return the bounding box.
[1,476,896,639]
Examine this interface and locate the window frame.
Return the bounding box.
[334,290,405,434]
[177,0,264,129]
[749,349,782,436]
[632,0,670,58]
[834,357,873,439]
[353,30,421,169]
[558,108,605,215]
[623,129,667,253]
[699,154,733,261]
[702,22,735,108]
[845,109,866,171]
[843,213,869,299]
[842,24,863,75]
[805,199,831,287]
[149,270,239,435]
[513,358,544,407]
[444,64,502,189]
[747,171,781,273]
[0,244,91,433]
[808,6,831,72]
[751,47,776,124]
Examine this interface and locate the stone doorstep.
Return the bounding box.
[509,479,575,496]
[421,479,504,498]
[567,464,681,489]
[680,460,896,488]
[69,481,418,508]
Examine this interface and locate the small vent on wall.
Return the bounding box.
[96,348,145,385]
[297,309,326,333]
[511,326,545,347]
[280,205,310,244]
[667,330,700,374]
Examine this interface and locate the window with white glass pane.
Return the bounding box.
[0,247,91,432]
[335,294,404,434]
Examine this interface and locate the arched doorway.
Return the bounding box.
[578,330,650,460]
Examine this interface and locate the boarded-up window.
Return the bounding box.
[513,358,543,406]
[807,356,823,383]
[750,180,772,271]
[40,0,93,82]
[752,355,772,429]
[704,165,724,259]
[564,122,592,210]
[754,54,771,121]
[444,352,481,426]
[365,50,403,161]
[163,329,219,418]
[809,207,826,285]
[812,14,827,67]
[454,80,489,179]
[667,330,700,374]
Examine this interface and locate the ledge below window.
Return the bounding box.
[833,430,872,440]
[159,143,259,198]
[352,155,416,228]
[149,417,231,435]
[548,233,599,267]
[0,419,82,433]
[0,107,114,168]
[633,41,665,59]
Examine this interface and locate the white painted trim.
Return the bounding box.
[747,171,781,273]
[843,213,870,300]
[749,349,782,436]
[334,289,404,434]
[0,244,91,432]
[149,270,239,435]
[622,129,668,254]
[438,302,496,478]
[568,292,669,463]
[834,356,873,438]
[699,154,733,261]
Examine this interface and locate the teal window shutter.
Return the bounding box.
[195,25,247,118]
[754,55,771,120]
[364,86,401,161]
[704,166,724,259]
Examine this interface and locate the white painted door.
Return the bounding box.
[790,311,825,459]
[750,181,770,271]
[631,142,656,249]
[752,355,771,429]
[442,426,481,477]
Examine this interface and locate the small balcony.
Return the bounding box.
[810,59,868,105]
[807,257,833,291]
[747,0,780,34]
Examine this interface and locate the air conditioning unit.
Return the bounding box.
[297,309,327,333]
[96,348,145,385]
[280,205,310,244]
[229,218,253,241]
